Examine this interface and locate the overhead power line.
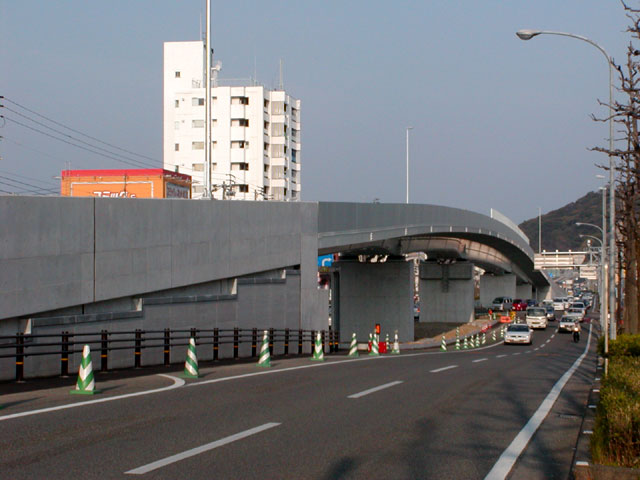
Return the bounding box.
[1,96,159,164]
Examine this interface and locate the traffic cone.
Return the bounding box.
[182,337,199,378]
[475,334,480,348]
[463,336,468,349]
[369,333,379,356]
[348,333,359,357]
[482,333,486,345]
[501,325,505,338]
[311,332,324,361]
[492,330,496,342]
[70,345,99,395]
[392,332,400,354]
[455,335,461,350]
[440,334,447,351]
[257,330,271,367]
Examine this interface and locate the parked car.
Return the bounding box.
[504,323,533,345]
[525,307,548,329]
[512,299,528,311]
[559,316,578,333]
[491,297,513,311]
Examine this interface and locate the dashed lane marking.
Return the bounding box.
[348,381,403,399]
[125,423,281,475]
[430,365,458,373]
[472,358,488,363]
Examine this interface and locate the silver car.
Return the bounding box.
[504,324,533,345]
[525,307,548,330]
[559,316,578,333]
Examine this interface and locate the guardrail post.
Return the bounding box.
[15,332,24,382]
[251,328,257,357]
[164,328,171,366]
[298,330,303,355]
[100,330,108,372]
[60,331,69,377]
[269,328,274,355]
[134,329,142,368]
[233,328,239,359]
[213,328,219,361]
[310,330,315,354]
[284,328,290,356]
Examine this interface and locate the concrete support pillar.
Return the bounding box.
[420,261,474,324]
[516,283,533,300]
[534,285,551,303]
[334,258,413,343]
[479,273,516,308]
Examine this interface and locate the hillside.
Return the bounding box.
[518,191,604,252]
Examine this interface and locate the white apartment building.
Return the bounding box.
[163,41,301,201]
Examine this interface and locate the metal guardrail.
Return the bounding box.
[0,327,341,383]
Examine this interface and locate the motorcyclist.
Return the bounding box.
[572,321,581,343]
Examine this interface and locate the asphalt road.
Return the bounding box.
[0,320,599,479]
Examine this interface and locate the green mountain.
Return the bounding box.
[518,191,605,252]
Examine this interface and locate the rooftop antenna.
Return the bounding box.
[279,58,283,90]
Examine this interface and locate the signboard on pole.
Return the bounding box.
[579,265,598,280]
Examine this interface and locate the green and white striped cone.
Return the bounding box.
[71,344,98,395]
[369,333,379,356]
[257,330,271,367]
[348,333,359,357]
[311,332,324,361]
[385,333,390,351]
[463,336,468,349]
[475,334,479,348]
[440,334,447,351]
[183,337,199,378]
[392,332,400,354]
[492,330,496,342]
[482,333,486,345]
[455,335,461,350]
[501,325,505,338]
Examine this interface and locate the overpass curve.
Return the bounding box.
[317,202,547,287]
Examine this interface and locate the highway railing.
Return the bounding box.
[0,327,341,383]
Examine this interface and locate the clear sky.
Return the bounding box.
[0,1,631,223]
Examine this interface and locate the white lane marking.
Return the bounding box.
[595,377,601,381]
[0,374,184,422]
[348,381,403,399]
[525,351,531,354]
[484,324,592,480]
[125,422,280,475]
[576,461,589,467]
[545,340,551,344]
[588,405,596,409]
[497,355,507,358]
[593,389,600,393]
[473,358,488,363]
[513,353,521,356]
[540,344,546,349]
[583,430,593,435]
[430,365,458,373]
[551,334,555,339]
[534,348,539,351]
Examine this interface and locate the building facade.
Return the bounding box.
[61,169,191,199]
[163,41,301,201]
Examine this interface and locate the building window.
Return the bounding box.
[271,145,285,157]
[271,101,284,114]
[292,149,298,162]
[174,143,180,151]
[264,99,269,109]
[264,142,269,152]
[231,96,249,105]
[264,164,269,173]
[174,99,179,108]
[174,121,180,130]
[192,97,205,106]
[231,162,249,171]
[175,71,181,78]
[192,119,204,128]
[231,140,249,149]
[264,120,269,131]
[192,141,204,150]
[238,184,249,193]
[271,123,285,136]
[192,163,204,172]
[231,118,249,127]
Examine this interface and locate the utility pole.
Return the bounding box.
[204,0,212,199]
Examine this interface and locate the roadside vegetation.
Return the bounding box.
[592,335,640,468]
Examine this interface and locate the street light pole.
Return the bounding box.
[406,127,413,204]
[516,29,616,340]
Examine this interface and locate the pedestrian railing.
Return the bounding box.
[0,327,341,382]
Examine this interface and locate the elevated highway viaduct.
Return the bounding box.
[0,197,548,379]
